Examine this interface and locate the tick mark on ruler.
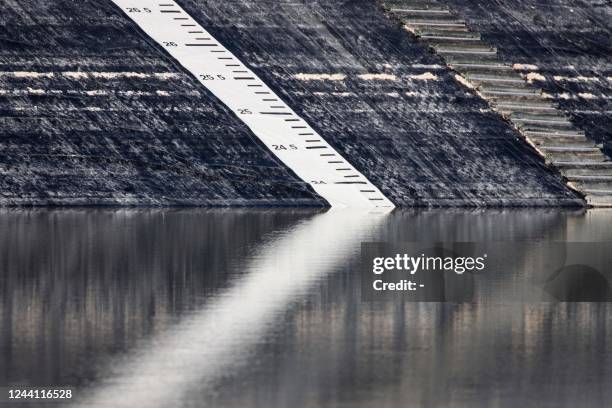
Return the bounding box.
[234,77,255,80]
[188,31,204,33]
[185,43,217,47]
[161,10,181,13]
[181,24,196,27]
[306,146,328,149]
[173,17,188,20]
[335,181,367,185]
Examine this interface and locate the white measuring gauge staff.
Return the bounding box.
[111,0,394,209]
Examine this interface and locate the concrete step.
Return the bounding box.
[574,183,612,195]
[404,20,469,31]
[386,1,448,11]
[402,16,466,24]
[567,175,612,182]
[465,73,526,86]
[531,136,597,149]
[450,61,512,69]
[449,62,514,76]
[524,129,586,138]
[441,53,501,64]
[582,190,612,207]
[511,112,571,124]
[543,147,606,162]
[422,37,484,48]
[478,78,539,89]
[479,91,547,103]
[435,45,497,56]
[494,102,559,115]
[392,8,451,16]
[484,92,543,101]
[433,45,497,56]
[418,29,481,40]
[480,89,541,100]
[409,24,469,33]
[517,121,577,133]
[542,147,602,154]
[529,134,595,147]
[445,55,504,64]
[555,162,612,176]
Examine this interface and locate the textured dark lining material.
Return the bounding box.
[0,0,584,206]
[176,0,583,207]
[0,0,324,207]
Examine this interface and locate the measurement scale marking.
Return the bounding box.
[112,0,394,208]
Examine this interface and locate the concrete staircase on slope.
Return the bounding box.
[382,0,612,207]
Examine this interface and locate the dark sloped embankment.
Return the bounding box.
[0,0,585,206]
[0,0,324,206]
[126,0,585,206]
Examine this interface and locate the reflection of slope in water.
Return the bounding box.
[383,209,612,302]
[380,209,580,302]
[514,209,612,301]
[0,209,314,387]
[2,208,611,407]
[76,209,389,408]
[387,209,612,302]
[543,209,612,301]
[236,210,612,408]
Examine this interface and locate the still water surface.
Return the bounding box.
[1,208,611,407]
